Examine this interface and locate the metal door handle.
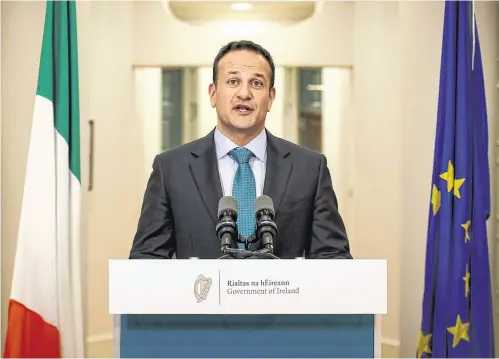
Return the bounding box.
[88,119,94,191]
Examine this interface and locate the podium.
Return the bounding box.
[109,258,387,358]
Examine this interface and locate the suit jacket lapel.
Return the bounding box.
[189,130,223,225]
[263,131,292,216]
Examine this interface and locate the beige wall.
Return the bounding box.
[133,1,353,67]
[1,1,498,358]
[82,3,141,354]
[352,2,403,353]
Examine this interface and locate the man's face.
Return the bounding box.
[209,50,276,135]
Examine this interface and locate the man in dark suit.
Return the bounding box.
[129,40,352,260]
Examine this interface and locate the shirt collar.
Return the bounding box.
[214,127,267,161]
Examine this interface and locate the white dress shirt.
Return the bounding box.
[214,127,267,197]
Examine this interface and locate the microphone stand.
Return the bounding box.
[217,234,279,259]
[251,248,280,259]
[217,247,279,260]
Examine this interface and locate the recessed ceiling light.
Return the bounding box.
[231,2,253,11]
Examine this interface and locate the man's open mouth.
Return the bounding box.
[233,105,253,113]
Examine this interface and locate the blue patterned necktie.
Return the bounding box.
[230,148,256,248]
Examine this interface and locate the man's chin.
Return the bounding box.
[229,120,257,132]
[218,116,265,135]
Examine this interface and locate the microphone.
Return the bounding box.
[254,195,278,252]
[216,196,238,252]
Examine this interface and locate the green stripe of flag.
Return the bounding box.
[37,0,81,182]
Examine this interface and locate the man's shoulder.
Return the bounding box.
[154,133,212,164]
[269,133,324,162]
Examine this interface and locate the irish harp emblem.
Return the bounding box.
[194,274,212,303]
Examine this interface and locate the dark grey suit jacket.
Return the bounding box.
[129,129,352,259]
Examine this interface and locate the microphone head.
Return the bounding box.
[254,195,275,217]
[218,196,238,219]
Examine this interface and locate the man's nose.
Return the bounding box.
[237,83,252,99]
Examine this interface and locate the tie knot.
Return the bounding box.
[230,148,253,164]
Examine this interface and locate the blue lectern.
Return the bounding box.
[109,259,387,358]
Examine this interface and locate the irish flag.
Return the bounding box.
[3,0,84,357]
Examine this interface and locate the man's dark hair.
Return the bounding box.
[212,40,275,88]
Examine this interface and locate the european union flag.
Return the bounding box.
[417,1,495,358]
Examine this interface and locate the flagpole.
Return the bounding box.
[471,0,475,69]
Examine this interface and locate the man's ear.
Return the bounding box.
[267,87,276,112]
[208,83,216,108]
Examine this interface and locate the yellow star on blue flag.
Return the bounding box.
[416,1,495,357]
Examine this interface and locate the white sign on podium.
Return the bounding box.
[109,259,387,315]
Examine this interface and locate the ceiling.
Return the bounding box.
[166,1,318,23]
